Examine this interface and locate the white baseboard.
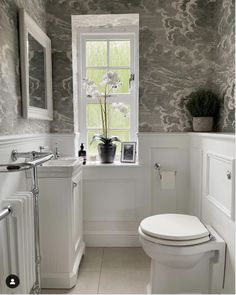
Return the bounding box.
[84,232,140,247]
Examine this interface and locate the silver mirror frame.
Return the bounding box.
[19,8,53,120]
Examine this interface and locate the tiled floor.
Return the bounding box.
[42,247,150,294]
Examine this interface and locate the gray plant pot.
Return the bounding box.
[192,117,213,132]
[98,143,116,163]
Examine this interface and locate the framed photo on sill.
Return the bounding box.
[120,142,137,163]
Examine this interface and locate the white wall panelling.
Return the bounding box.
[138,133,190,216]
[82,133,191,247]
[50,133,80,157]
[0,134,50,294]
[189,133,235,294]
[206,152,235,220]
[82,165,145,246]
[0,134,50,199]
[0,132,235,292]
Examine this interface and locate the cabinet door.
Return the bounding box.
[72,172,83,255]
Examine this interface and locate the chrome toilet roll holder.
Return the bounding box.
[154,162,162,179]
[154,162,176,180]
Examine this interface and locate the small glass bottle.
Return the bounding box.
[78,143,86,165]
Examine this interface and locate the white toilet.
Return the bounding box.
[139,214,225,294]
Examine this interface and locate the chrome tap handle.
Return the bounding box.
[39,146,49,153]
[11,150,34,161]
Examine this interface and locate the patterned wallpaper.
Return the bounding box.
[0,0,49,135]
[213,0,235,132]
[0,0,234,135]
[46,0,235,133]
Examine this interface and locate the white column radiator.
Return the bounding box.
[0,192,35,294]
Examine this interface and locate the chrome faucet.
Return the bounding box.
[54,143,60,159]
[11,149,53,161]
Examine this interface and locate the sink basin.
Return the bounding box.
[43,157,82,167]
[28,157,83,178]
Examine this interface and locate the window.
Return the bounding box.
[78,29,138,157]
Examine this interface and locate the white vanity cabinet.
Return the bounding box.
[27,159,85,289]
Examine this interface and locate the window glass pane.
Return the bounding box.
[86,41,107,66]
[87,129,103,156]
[112,69,130,93]
[87,104,103,128]
[86,69,107,93]
[109,104,130,129]
[108,130,130,154]
[109,41,130,67]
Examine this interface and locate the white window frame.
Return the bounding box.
[73,23,139,156]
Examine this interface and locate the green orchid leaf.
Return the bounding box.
[90,134,120,145]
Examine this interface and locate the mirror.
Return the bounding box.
[19,9,53,120]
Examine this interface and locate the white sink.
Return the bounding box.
[43,157,82,167]
[33,157,83,178]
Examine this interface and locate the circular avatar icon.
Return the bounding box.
[6,274,20,288]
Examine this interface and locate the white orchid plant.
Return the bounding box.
[83,71,129,145]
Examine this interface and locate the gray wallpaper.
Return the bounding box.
[213,0,235,132]
[0,0,234,135]
[0,0,49,135]
[46,0,235,133]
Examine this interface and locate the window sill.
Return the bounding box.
[83,161,143,168]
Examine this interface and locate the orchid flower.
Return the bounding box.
[83,72,124,143]
[112,102,129,117]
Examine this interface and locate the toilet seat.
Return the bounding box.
[139,226,211,246]
[140,214,210,246]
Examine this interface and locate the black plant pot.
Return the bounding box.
[98,143,116,163]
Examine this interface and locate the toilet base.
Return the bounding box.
[139,225,225,294]
[148,252,212,294]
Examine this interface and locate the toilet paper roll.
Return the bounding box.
[160,171,176,190]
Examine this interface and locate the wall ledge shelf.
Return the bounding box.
[138,132,235,140]
[83,161,143,168]
[189,132,235,140]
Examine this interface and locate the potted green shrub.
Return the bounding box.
[185,89,221,132]
[83,72,128,163]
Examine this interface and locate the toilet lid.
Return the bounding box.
[140,214,209,241]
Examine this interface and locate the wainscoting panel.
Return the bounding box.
[83,165,145,246]
[190,133,235,294]
[84,179,136,222]
[151,147,189,214]
[138,133,190,216]
[50,133,80,157]
[0,134,50,198]
[206,153,235,219]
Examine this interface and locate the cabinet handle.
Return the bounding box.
[72,182,78,187]
[226,171,231,180]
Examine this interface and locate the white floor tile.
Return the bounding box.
[69,271,100,294]
[102,247,150,271]
[80,247,103,272]
[42,247,150,294]
[42,288,68,294]
[98,270,149,294]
